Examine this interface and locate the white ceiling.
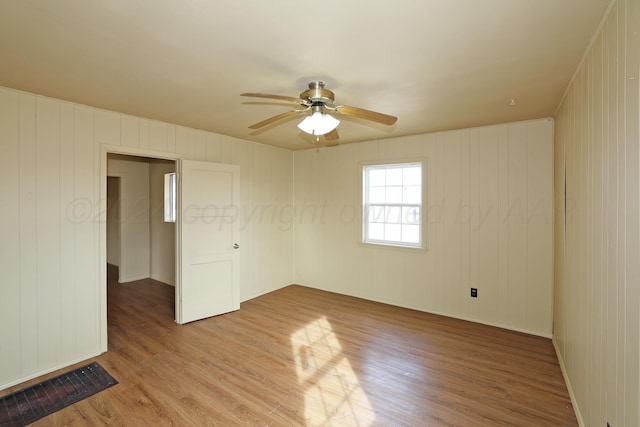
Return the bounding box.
[0,0,610,150]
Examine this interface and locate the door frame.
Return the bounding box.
[99,145,183,352]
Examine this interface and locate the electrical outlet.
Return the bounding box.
[470,288,478,298]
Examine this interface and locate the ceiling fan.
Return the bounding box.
[241,81,397,143]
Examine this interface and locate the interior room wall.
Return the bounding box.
[0,86,294,390]
[149,159,176,286]
[106,176,120,267]
[293,118,554,337]
[553,0,639,425]
[107,154,151,283]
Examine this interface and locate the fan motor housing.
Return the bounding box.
[300,81,335,105]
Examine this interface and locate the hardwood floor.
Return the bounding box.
[4,273,577,426]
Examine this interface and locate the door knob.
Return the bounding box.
[233,243,240,249]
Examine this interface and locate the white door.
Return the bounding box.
[177,160,240,324]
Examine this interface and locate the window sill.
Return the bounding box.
[360,240,428,253]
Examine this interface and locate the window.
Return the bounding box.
[363,162,422,248]
[164,172,176,222]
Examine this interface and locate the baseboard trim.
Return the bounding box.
[0,351,102,392]
[369,295,552,338]
[289,283,552,338]
[240,282,292,303]
[552,337,585,427]
[118,274,151,283]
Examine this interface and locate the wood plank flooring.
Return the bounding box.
[3,272,577,426]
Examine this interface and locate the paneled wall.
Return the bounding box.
[0,87,294,389]
[293,118,554,337]
[553,0,639,425]
[107,154,152,283]
[150,159,176,286]
[106,176,121,266]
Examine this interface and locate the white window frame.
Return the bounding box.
[362,161,424,249]
[164,172,177,223]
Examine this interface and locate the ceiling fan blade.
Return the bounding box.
[248,110,301,129]
[241,93,306,104]
[324,129,340,141]
[336,105,398,125]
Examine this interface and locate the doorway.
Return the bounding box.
[106,153,177,310]
[100,147,241,352]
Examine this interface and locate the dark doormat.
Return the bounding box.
[0,362,117,427]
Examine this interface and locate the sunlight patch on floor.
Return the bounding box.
[291,316,376,426]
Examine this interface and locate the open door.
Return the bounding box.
[177,160,240,324]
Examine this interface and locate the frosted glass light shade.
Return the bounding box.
[297,111,340,136]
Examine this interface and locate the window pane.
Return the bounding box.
[367,205,386,223]
[386,168,403,186]
[402,206,420,224]
[403,185,421,204]
[402,225,420,243]
[403,166,421,186]
[369,169,386,186]
[363,162,423,248]
[385,206,402,224]
[369,187,386,204]
[386,186,402,203]
[384,223,401,241]
[368,222,384,240]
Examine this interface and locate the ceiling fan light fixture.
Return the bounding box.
[297,111,340,136]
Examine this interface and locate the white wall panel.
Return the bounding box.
[149,120,168,153]
[506,123,528,330]
[120,115,139,148]
[166,124,176,154]
[0,87,293,390]
[526,120,554,335]
[107,155,151,283]
[467,129,479,319]
[35,97,62,369]
[0,89,21,383]
[426,133,445,312]
[477,126,499,324]
[95,109,120,145]
[294,118,554,337]
[205,132,222,162]
[139,118,150,149]
[17,94,39,378]
[553,1,639,426]
[106,177,121,266]
[59,102,77,362]
[220,135,233,164]
[72,105,99,359]
[149,160,176,286]
[602,11,619,420]
[443,130,463,316]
